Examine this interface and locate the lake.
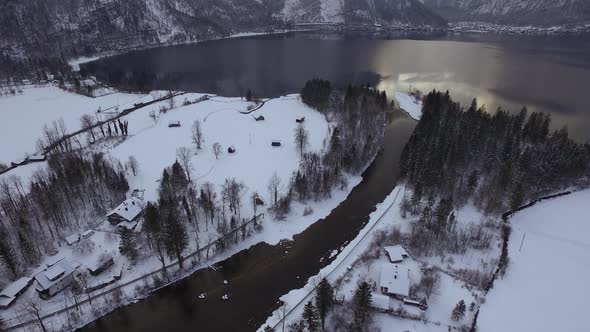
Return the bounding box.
[84,32,590,142]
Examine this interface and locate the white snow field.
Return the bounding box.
[478,189,590,332]
[109,93,330,203]
[0,86,149,164]
[395,92,422,120]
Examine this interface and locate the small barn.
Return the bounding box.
[65,234,80,246]
[107,197,145,225]
[271,140,282,147]
[379,263,410,300]
[371,293,391,313]
[296,116,305,123]
[84,254,114,276]
[0,277,33,308]
[168,121,181,128]
[34,260,77,299]
[11,159,28,167]
[254,115,265,121]
[383,245,408,263]
[27,155,47,163]
[82,230,95,239]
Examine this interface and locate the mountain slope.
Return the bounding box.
[0,0,283,57]
[282,0,447,26]
[0,0,446,60]
[421,0,590,26]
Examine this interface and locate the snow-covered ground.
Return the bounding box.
[0,86,149,165]
[0,88,375,331]
[395,92,422,120]
[258,186,483,331]
[478,189,590,332]
[109,93,330,202]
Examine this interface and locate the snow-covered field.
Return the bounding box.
[0,87,375,331]
[478,189,590,332]
[0,86,149,164]
[395,92,422,120]
[258,186,483,331]
[109,93,329,202]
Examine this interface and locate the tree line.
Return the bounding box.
[271,79,389,218]
[0,153,129,278]
[397,90,590,283]
[400,90,590,215]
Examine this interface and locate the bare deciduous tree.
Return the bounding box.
[176,146,193,182]
[149,110,157,124]
[21,297,48,332]
[191,120,204,152]
[127,155,139,176]
[73,238,95,256]
[212,142,222,160]
[294,122,309,157]
[168,90,175,109]
[221,178,245,218]
[201,182,217,227]
[267,172,282,208]
[76,271,94,308]
[80,114,96,143]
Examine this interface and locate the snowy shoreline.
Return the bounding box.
[67,29,304,71]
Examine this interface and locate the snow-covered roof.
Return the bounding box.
[44,265,65,281]
[28,155,46,161]
[107,197,144,222]
[384,245,408,263]
[65,234,80,245]
[379,263,410,298]
[0,295,14,307]
[83,254,113,273]
[116,220,138,230]
[82,230,95,238]
[0,277,32,298]
[35,260,77,291]
[372,293,391,311]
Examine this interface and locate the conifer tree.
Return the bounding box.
[451,300,466,321]
[0,228,18,277]
[144,202,168,273]
[315,278,334,330]
[302,301,320,332]
[349,281,372,331]
[162,200,188,268]
[119,228,138,263]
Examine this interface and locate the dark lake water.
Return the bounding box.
[80,32,590,332]
[85,32,590,141]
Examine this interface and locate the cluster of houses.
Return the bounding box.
[0,195,146,309]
